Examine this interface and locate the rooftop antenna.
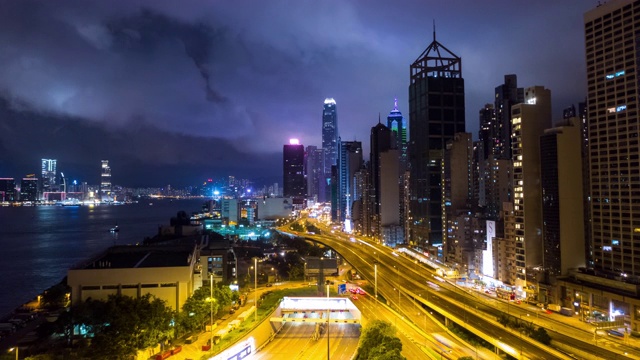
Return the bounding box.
[394,97,398,111]
[433,19,436,42]
[378,112,381,124]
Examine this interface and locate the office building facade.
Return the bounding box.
[322,98,338,175]
[409,32,465,248]
[283,140,306,199]
[41,159,57,195]
[0,178,16,202]
[540,118,586,276]
[305,145,325,203]
[585,0,640,277]
[336,140,362,227]
[494,75,524,160]
[511,86,552,292]
[20,177,39,202]
[100,160,112,201]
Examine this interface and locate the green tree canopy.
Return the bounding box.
[70,294,174,359]
[179,286,219,333]
[355,320,405,360]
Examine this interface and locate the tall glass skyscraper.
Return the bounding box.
[322,98,338,175]
[41,158,57,194]
[100,160,112,200]
[409,31,465,248]
[283,139,306,199]
[387,98,408,172]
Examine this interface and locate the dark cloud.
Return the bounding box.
[106,9,227,104]
[0,96,279,187]
[0,0,594,185]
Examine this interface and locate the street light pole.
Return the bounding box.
[254,257,258,322]
[210,273,213,348]
[327,283,330,360]
[374,262,378,302]
[9,347,17,360]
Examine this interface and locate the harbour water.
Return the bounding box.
[0,199,205,317]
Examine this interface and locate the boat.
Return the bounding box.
[110,225,120,233]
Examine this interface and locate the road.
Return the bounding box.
[289,223,572,359]
[354,293,478,359]
[294,220,640,359]
[253,322,359,360]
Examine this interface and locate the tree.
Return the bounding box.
[497,314,509,327]
[179,286,218,333]
[69,294,174,359]
[355,320,405,360]
[520,320,535,336]
[41,282,70,309]
[531,327,552,345]
[287,263,304,280]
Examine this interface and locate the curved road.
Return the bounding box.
[294,220,640,360]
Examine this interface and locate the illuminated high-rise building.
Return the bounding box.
[585,0,640,276]
[20,177,38,202]
[409,30,465,248]
[100,160,112,200]
[283,139,305,199]
[387,98,408,172]
[322,98,338,175]
[41,159,57,194]
[511,86,551,288]
[337,139,362,228]
[494,75,524,160]
[305,145,325,202]
[0,178,16,202]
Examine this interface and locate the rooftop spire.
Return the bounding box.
[433,19,436,42]
[378,112,381,124]
[394,97,398,111]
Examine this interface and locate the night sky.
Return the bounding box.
[0,0,594,187]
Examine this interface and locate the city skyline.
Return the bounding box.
[0,1,592,186]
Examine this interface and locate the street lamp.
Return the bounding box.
[9,347,17,360]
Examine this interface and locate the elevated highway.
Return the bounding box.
[281,221,638,360]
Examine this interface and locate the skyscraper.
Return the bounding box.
[20,177,38,202]
[443,133,475,266]
[336,139,362,229]
[409,30,465,248]
[370,120,402,243]
[283,139,305,199]
[494,75,524,160]
[387,98,408,172]
[41,159,57,194]
[305,145,325,202]
[322,98,338,175]
[370,122,393,228]
[100,160,112,201]
[540,117,585,276]
[511,86,551,288]
[0,178,16,202]
[478,104,496,162]
[585,0,640,276]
